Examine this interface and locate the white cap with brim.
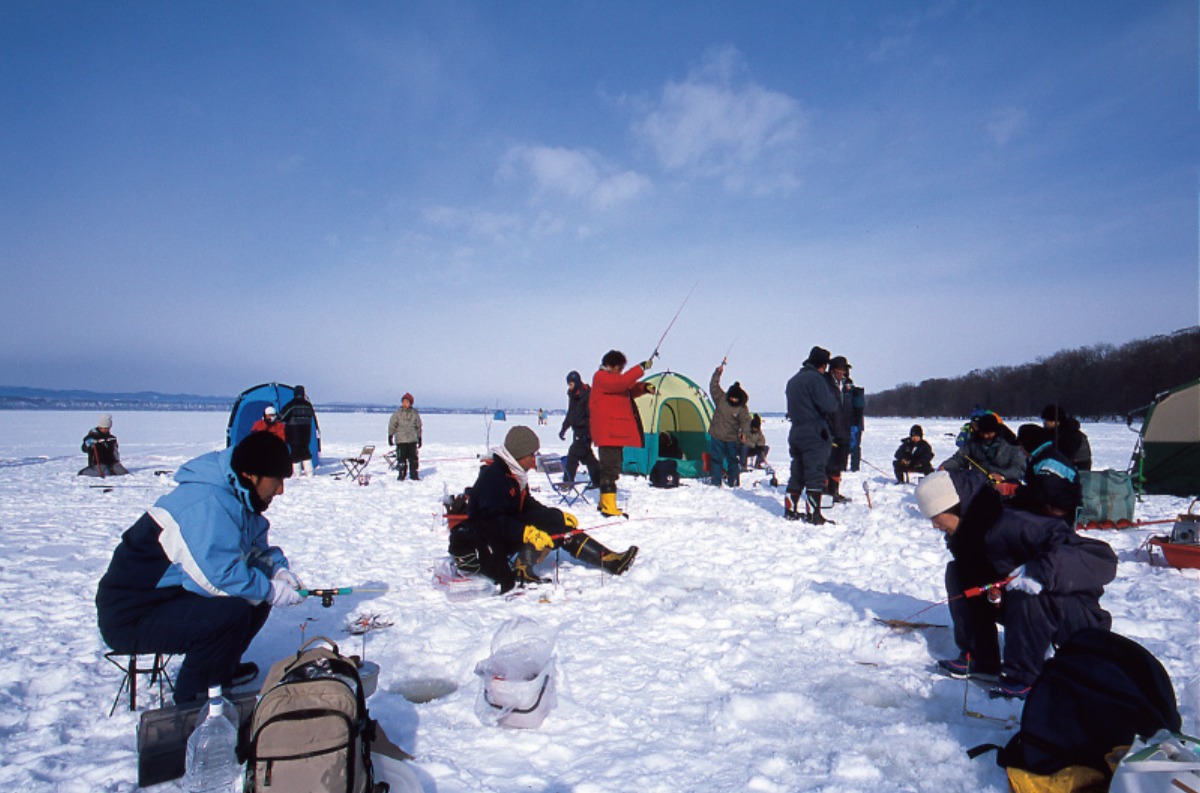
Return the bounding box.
[914,470,960,518]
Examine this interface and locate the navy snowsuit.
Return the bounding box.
[784,362,838,497]
[942,470,1116,686]
[560,384,599,484]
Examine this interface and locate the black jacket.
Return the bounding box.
[944,470,1116,593]
[82,429,120,465]
[464,459,567,556]
[894,437,934,470]
[560,384,592,443]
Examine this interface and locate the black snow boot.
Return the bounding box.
[803,492,828,525]
[784,493,801,521]
[396,462,407,481]
[561,534,638,575]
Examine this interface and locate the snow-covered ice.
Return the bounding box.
[0,409,1196,792]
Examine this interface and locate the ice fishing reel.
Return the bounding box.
[299,587,352,608]
[1169,499,1200,545]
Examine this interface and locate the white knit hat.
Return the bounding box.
[914,470,960,518]
[97,413,113,429]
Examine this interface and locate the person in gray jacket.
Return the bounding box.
[387,393,423,481]
[784,346,838,523]
[941,412,1026,485]
[708,364,752,487]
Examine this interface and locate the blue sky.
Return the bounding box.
[2,1,1196,412]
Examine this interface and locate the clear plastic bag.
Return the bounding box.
[474,617,557,729]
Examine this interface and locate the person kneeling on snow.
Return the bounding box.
[448,426,638,594]
[95,432,307,704]
[915,469,1117,699]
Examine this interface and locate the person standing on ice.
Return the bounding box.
[783,346,838,523]
[559,370,600,486]
[823,355,854,504]
[447,426,638,593]
[590,349,656,517]
[387,392,423,481]
[250,405,287,442]
[79,413,129,477]
[279,385,318,476]
[915,469,1117,699]
[708,363,751,487]
[95,432,307,703]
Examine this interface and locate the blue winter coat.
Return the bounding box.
[784,363,837,429]
[96,448,290,629]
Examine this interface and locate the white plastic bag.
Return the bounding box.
[1110,729,1200,793]
[474,617,557,729]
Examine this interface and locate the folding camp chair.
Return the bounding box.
[341,445,374,482]
[535,452,591,507]
[384,450,398,470]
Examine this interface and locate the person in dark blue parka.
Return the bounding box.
[96,433,306,703]
[915,469,1116,699]
[784,346,838,523]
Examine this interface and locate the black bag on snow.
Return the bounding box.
[990,628,1181,778]
[649,459,680,489]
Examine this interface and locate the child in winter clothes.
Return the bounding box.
[893,424,934,483]
[388,393,423,481]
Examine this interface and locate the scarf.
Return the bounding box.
[491,445,529,490]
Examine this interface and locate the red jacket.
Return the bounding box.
[590,365,650,447]
[251,419,288,442]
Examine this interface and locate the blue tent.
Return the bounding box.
[226,382,321,465]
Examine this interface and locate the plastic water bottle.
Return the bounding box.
[182,685,241,792]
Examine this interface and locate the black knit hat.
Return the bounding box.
[973,413,1001,433]
[805,346,831,367]
[727,381,748,406]
[1041,403,1065,422]
[909,424,923,437]
[232,432,294,478]
[1017,423,1049,454]
[566,370,582,386]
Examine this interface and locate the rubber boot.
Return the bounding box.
[512,545,550,586]
[598,491,626,518]
[409,461,420,481]
[830,477,849,504]
[784,493,801,521]
[562,534,638,575]
[804,492,828,525]
[396,462,407,481]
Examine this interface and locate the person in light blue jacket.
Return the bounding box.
[96,432,306,703]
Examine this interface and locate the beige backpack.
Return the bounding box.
[246,637,406,792]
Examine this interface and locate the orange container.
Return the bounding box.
[1148,537,1200,570]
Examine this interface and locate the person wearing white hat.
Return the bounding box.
[79,413,129,477]
[251,405,287,442]
[915,469,1117,700]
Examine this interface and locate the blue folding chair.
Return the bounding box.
[535,452,591,507]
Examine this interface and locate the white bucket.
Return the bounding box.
[474,618,557,729]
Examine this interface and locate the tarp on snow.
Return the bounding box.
[226,382,321,466]
[622,372,714,479]
[1127,378,1200,497]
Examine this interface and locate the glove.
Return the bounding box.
[559,430,567,441]
[1007,565,1043,596]
[269,578,304,607]
[273,567,305,590]
[418,438,422,448]
[523,525,555,551]
[644,384,657,395]
[562,512,579,529]
[640,358,654,370]
[388,435,393,446]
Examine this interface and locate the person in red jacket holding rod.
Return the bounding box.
[590,350,656,517]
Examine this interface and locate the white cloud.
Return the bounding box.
[421,205,524,244]
[501,145,651,211]
[633,46,806,195]
[986,106,1030,147]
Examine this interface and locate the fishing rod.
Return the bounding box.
[651,281,699,361]
[721,337,738,367]
[889,575,1016,624]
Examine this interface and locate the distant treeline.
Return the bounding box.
[867,326,1200,420]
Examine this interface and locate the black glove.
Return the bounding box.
[559,430,567,441]
[418,438,423,448]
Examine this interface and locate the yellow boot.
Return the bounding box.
[598,491,626,518]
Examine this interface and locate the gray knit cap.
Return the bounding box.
[504,426,540,459]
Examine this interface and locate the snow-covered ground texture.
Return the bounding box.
[0,410,1197,792]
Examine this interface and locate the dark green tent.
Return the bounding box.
[1127,378,1200,496]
